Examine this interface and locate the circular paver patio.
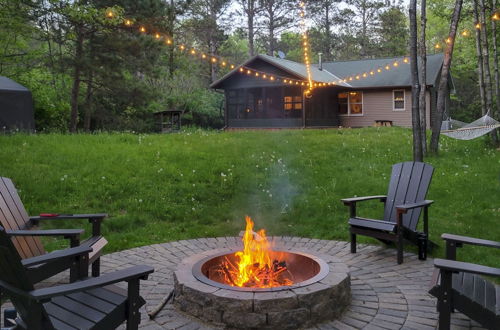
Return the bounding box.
[1,237,486,329]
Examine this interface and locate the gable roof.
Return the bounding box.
[210,54,351,89]
[210,53,445,90]
[319,53,444,88]
[0,76,29,92]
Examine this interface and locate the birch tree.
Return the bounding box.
[429,0,463,154]
[410,0,423,161]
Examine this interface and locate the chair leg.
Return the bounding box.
[350,232,357,253]
[126,279,141,330]
[438,270,452,330]
[92,258,100,277]
[397,231,404,264]
[418,233,428,260]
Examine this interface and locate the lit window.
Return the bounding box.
[284,95,302,111]
[393,90,405,111]
[338,91,363,115]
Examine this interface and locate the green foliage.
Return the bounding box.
[0,129,498,269]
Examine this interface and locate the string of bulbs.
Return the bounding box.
[109,6,500,91]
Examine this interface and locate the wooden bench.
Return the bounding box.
[375,120,393,127]
[429,234,500,329]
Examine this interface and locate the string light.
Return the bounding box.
[435,43,441,49]
[124,19,132,26]
[299,1,314,93]
[106,10,114,18]
[461,30,469,37]
[475,23,481,29]
[139,26,146,33]
[492,12,499,20]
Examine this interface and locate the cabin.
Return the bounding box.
[210,54,451,129]
[0,76,35,131]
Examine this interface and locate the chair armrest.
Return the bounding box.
[396,200,433,213]
[21,245,92,267]
[30,213,107,224]
[30,213,107,237]
[6,229,84,237]
[434,258,500,277]
[441,233,500,249]
[341,195,387,205]
[30,265,155,301]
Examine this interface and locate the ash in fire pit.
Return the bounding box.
[173,217,351,329]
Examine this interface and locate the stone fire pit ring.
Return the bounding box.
[173,248,351,329]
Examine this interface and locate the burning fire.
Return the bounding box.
[220,216,293,288]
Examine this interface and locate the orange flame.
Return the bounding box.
[221,216,293,288]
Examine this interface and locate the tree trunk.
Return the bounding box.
[69,26,84,133]
[473,0,487,116]
[492,0,500,128]
[168,0,175,77]
[409,0,423,161]
[247,0,256,57]
[480,0,499,144]
[83,70,93,132]
[418,0,427,155]
[429,0,463,154]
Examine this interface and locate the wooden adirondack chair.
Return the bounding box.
[0,177,107,283]
[341,161,434,264]
[0,225,154,330]
[429,234,500,330]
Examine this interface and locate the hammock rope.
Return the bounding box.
[440,114,500,140]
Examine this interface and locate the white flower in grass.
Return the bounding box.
[180,173,183,177]
[221,172,226,177]
[192,184,196,187]
[192,197,195,201]
[193,170,196,173]
[138,199,143,203]
[101,176,106,180]
[269,194,272,198]
[192,207,196,211]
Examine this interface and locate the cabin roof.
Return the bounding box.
[211,53,446,90]
[0,76,29,92]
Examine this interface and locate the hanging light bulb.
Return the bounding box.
[385,65,390,70]
[212,57,217,63]
[179,45,185,51]
[201,54,206,59]
[270,76,275,81]
[139,26,146,33]
[403,58,409,63]
[377,68,382,73]
[165,39,172,45]
[393,61,399,67]
[155,33,161,39]
[445,37,452,44]
[222,61,226,66]
[239,68,244,72]
[492,13,499,20]
[190,49,196,55]
[435,43,441,49]
[475,23,481,29]
[106,9,114,18]
[370,71,374,75]
[125,19,132,26]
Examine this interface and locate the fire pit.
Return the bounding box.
[173,217,351,329]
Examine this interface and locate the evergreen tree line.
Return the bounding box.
[0,0,497,133]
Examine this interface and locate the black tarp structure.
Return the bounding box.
[0,76,35,131]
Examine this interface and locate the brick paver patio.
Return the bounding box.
[1,237,486,329]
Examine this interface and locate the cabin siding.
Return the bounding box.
[339,88,432,128]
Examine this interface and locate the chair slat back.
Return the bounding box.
[0,225,50,329]
[0,177,45,258]
[383,162,434,229]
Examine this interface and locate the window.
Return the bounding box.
[283,94,302,119]
[393,90,405,111]
[338,91,363,115]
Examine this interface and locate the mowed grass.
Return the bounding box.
[0,128,498,268]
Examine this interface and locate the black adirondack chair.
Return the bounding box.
[0,225,154,329]
[429,234,500,330]
[0,177,107,283]
[341,161,434,264]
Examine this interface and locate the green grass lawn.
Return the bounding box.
[0,128,498,268]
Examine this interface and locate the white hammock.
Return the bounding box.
[440,114,500,140]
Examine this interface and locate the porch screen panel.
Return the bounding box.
[227,89,245,119]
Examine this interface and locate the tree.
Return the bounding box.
[185,0,231,82]
[409,0,423,161]
[237,0,261,57]
[307,0,341,61]
[345,0,386,57]
[491,1,500,135]
[430,0,463,154]
[258,0,295,56]
[477,0,498,144]
[377,5,409,57]
[418,0,427,155]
